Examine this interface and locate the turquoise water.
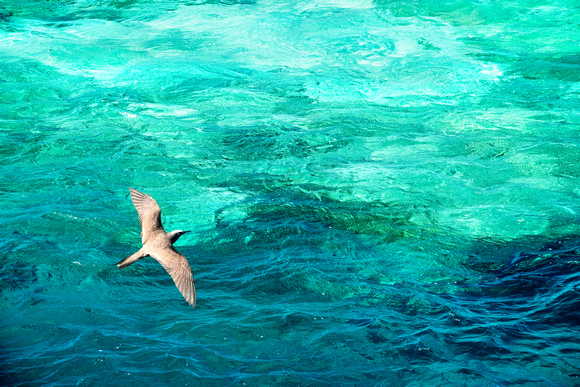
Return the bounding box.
[1,0,580,385]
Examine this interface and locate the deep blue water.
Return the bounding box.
[1,0,580,385]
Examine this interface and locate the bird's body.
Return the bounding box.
[116,188,196,308]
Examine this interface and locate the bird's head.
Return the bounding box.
[169,230,190,244]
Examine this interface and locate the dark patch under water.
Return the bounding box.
[1,0,580,385]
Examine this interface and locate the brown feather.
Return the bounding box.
[151,247,196,308]
[122,188,197,309]
[129,188,164,244]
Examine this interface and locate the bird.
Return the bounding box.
[116,188,196,308]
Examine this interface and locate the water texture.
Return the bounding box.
[1,0,580,385]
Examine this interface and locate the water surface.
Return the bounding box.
[1,0,580,385]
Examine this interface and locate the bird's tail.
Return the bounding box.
[116,250,147,269]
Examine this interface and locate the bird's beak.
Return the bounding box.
[183,230,191,234]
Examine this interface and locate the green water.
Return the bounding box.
[1,0,580,385]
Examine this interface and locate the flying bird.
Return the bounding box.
[116,188,196,308]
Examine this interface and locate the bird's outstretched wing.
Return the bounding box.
[129,188,164,244]
[151,247,196,308]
